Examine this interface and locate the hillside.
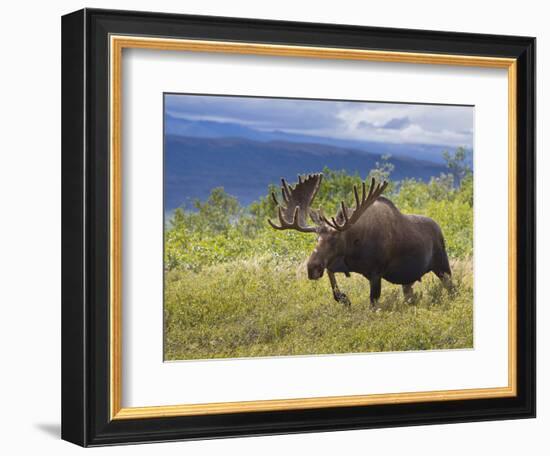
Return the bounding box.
[165,113,473,165]
[164,135,448,210]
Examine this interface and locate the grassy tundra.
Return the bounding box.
[164,152,473,361]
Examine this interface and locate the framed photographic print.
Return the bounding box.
[61,8,535,447]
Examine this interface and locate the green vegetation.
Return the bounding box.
[164,149,473,360]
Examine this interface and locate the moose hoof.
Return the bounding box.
[334,291,351,306]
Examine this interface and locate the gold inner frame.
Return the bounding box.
[109,35,518,420]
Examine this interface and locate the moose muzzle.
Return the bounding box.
[307,264,325,280]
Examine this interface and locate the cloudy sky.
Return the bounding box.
[165,94,473,148]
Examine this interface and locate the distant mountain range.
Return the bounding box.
[165,114,473,165]
[164,135,450,211]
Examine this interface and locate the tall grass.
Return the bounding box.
[164,257,473,360]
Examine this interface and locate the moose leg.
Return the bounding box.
[369,276,382,307]
[328,271,351,306]
[402,283,415,302]
[433,248,453,293]
[435,271,453,293]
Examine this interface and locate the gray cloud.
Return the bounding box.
[382,117,411,130]
[166,95,345,131]
[165,94,473,148]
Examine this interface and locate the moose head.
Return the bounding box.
[268,174,388,282]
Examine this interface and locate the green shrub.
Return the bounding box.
[165,149,473,271]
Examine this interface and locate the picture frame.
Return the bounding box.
[61,8,535,447]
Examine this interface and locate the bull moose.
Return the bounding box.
[268,174,452,306]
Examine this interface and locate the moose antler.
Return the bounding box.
[317,178,388,232]
[267,174,322,233]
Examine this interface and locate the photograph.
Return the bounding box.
[163,94,475,361]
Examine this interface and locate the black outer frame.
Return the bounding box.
[61,8,536,447]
